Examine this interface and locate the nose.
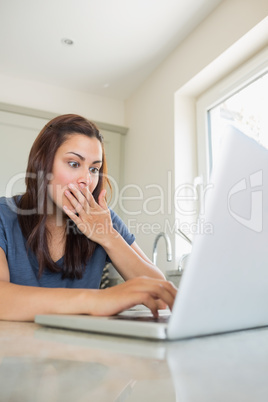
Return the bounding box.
[77,169,92,188]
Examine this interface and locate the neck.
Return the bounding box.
[46,212,67,232]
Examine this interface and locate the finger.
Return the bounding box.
[122,289,160,318]
[83,187,108,217]
[83,186,99,209]
[68,183,90,213]
[65,190,85,215]
[155,299,168,310]
[141,298,159,318]
[63,205,95,237]
[136,278,177,311]
[98,189,107,210]
[157,283,177,311]
[63,205,81,224]
[123,278,175,314]
[66,185,86,210]
[134,293,168,318]
[164,281,178,299]
[149,288,174,311]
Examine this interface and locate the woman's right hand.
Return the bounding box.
[89,277,177,318]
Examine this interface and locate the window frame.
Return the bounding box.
[196,47,268,184]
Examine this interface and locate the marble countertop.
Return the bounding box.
[1,321,268,401]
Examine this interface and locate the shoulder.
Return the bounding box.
[0,197,22,256]
[0,197,18,215]
[0,196,20,223]
[109,208,124,226]
[0,196,9,208]
[109,208,118,220]
[109,208,135,245]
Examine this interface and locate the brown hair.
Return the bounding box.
[16,114,110,279]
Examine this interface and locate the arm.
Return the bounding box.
[0,248,176,322]
[63,186,166,281]
[103,236,166,281]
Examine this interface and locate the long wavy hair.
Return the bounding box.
[16,114,110,279]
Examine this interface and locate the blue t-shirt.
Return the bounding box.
[0,197,135,289]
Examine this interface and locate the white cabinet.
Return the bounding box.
[0,111,49,196]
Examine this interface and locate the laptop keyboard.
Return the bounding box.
[113,314,170,324]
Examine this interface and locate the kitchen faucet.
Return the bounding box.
[176,228,192,245]
[152,232,172,265]
[178,253,190,272]
[176,228,192,272]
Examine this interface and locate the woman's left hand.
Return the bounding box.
[63,183,114,245]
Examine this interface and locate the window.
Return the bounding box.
[196,48,268,182]
[208,72,268,174]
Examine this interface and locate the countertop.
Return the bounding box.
[1,321,268,401]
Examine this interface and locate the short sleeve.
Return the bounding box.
[0,216,7,255]
[110,209,135,246]
[106,209,135,263]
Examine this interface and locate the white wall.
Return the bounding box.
[0,73,125,126]
[124,0,268,271]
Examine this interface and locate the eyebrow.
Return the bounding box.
[66,152,102,164]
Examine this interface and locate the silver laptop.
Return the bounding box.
[35,126,268,340]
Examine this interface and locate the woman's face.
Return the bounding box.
[48,134,103,214]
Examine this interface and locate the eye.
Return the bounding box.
[89,167,99,174]
[68,161,80,168]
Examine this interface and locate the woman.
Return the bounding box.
[0,114,176,321]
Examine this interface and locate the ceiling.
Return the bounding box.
[0,0,223,100]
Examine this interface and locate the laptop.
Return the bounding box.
[35,126,268,340]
